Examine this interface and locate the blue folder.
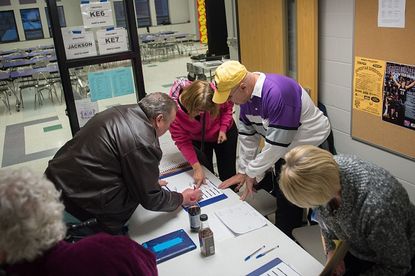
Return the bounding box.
[142,229,197,264]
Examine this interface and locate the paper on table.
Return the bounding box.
[209,213,235,242]
[215,202,267,235]
[165,172,226,203]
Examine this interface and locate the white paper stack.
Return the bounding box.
[215,201,267,235]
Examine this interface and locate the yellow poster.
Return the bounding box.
[352,57,385,116]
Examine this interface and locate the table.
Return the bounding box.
[2,55,57,69]
[129,167,324,276]
[187,60,225,80]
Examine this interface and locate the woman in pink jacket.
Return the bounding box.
[169,79,237,186]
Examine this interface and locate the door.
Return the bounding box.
[236,0,319,103]
[237,0,287,75]
[46,0,145,135]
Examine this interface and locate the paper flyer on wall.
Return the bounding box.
[96,27,128,55]
[88,67,135,102]
[61,27,97,59]
[75,98,99,127]
[352,57,385,116]
[378,0,406,28]
[80,0,114,28]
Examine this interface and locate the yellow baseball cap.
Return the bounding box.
[213,60,247,104]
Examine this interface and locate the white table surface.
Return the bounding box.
[129,168,323,276]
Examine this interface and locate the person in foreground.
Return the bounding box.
[169,79,237,186]
[0,168,158,276]
[215,60,331,237]
[279,145,415,276]
[45,92,201,235]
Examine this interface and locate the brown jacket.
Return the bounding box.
[45,104,183,233]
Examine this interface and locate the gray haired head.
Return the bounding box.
[0,168,66,264]
[138,92,177,121]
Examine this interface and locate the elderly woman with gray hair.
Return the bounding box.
[0,168,157,276]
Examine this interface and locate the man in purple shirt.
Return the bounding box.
[214,60,331,238]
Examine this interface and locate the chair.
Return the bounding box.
[139,39,151,63]
[181,34,197,56]
[243,189,277,219]
[17,67,37,109]
[292,224,326,264]
[32,71,59,109]
[0,81,11,114]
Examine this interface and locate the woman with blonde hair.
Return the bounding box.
[0,168,157,276]
[169,79,237,186]
[279,145,415,275]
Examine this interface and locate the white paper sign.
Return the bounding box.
[378,0,406,28]
[81,1,114,28]
[75,98,99,127]
[97,28,128,55]
[62,27,97,59]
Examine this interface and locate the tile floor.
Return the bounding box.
[0,45,207,175]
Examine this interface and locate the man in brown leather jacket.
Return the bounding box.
[45,93,201,235]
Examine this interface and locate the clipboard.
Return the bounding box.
[142,229,197,264]
[247,258,301,276]
[162,168,228,208]
[319,240,349,276]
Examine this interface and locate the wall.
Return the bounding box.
[319,0,415,202]
[1,0,198,51]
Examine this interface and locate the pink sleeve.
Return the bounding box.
[219,101,234,133]
[169,116,199,165]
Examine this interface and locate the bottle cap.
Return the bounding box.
[200,214,208,221]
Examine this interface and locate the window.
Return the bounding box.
[45,6,67,37]
[114,0,151,28]
[20,8,44,40]
[155,0,170,25]
[135,0,151,27]
[114,1,126,28]
[0,10,18,43]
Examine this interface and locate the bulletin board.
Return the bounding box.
[352,0,415,160]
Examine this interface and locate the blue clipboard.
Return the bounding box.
[142,229,197,264]
[161,167,228,209]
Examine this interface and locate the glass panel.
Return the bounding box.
[114,1,127,28]
[0,0,11,6]
[287,0,297,79]
[0,10,19,43]
[45,6,67,37]
[20,8,44,40]
[69,60,137,127]
[135,0,151,27]
[155,0,170,25]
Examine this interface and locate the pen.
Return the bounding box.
[255,245,279,259]
[244,245,265,261]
